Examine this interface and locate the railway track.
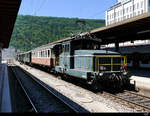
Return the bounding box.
[10,66,89,113]
[12,63,150,112]
[100,90,150,112]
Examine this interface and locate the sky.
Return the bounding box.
[18,0,116,19]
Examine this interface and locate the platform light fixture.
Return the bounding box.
[137,30,150,34]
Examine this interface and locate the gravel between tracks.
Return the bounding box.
[15,61,137,112]
[13,66,74,113]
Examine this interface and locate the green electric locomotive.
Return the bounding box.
[55,37,131,90]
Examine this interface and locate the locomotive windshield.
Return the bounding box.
[96,56,127,72]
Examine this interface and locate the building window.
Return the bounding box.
[141,1,143,8]
[134,12,136,16]
[127,7,129,13]
[141,9,144,14]
[130,6,132,12]
[138,11,140,15]
[137,3,139,9]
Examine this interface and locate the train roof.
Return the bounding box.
[18,51,31,55]
[75,50,120,55]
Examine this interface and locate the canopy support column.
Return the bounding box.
[115,42,119,52]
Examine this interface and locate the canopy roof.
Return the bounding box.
[0,0,21,48]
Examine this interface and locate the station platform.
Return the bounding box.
[0,63,12,112]
[129,68,150,97]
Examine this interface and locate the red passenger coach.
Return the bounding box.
[32,57,51,66]
[31,46,56,69]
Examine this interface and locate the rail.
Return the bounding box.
[10,65,89,113]
[101,90,150,112]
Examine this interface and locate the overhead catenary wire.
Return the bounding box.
[32,0,47,16]
[74,0,115,35]
[86,0,115,19]
[29,0,47,51]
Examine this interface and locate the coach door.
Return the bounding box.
[62,43,70,69]
[132,53,140,68]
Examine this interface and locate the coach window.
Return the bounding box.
[43,51,44,57]
[43,50,46,57]
[62,45,65,53]
[46,50,48,58]
[46,50,47,57]
[127,55,131,64]
[43,51,45,57]
[141,54,149,64]
[48,50,50,57]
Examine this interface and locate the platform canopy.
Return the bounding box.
[42,12,150,48]
[89,12,150,45]
[0,0,21,49]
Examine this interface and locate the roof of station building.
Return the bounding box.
[0,0,21,48]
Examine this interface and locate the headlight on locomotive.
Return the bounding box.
[99,73,103,76]
[99,66,106,71]
[123,72,128,76]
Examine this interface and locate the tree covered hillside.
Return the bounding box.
[10,15,105,51]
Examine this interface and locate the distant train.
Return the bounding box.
[17,36,132,91]
[105,43,150,69]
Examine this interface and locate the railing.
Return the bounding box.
[95,56,127,72]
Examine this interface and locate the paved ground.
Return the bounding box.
[129,68,150,78]
[0,64,12,112]
[128,68,150,97]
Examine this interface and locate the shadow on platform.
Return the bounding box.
[128,68,150,78]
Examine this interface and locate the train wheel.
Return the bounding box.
[61,74,66,80]
[91,80,102,91]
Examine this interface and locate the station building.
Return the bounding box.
[105,0,150,69]
[106,0,150,26]
[105,0,150,47]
